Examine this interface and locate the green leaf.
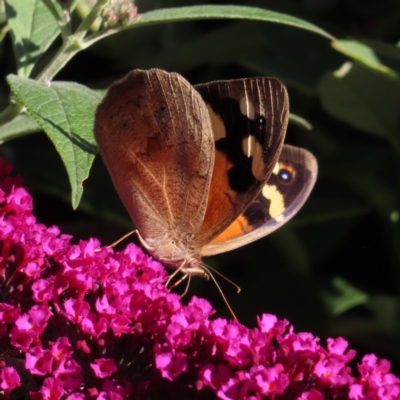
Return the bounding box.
[0,0,6,26]
[318,62,400,150]
[7,75,102,208]
[0,112,41,140]
[361,39,400,63]
[321,276,369,315]
[131,21,268,71]
[5,0,61,77]
[132,5,334,40]
[240,22,344,93]
[289,114,312,130]
[332,40,398,77]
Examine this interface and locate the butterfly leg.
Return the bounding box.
[167,274,191,297]
[165,259,188,287]
[107,230,138,248]
[94,230,139,252]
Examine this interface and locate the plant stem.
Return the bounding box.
[35,0,112,81]
[83,27,120,47]
[75,0,109,39]
[83,18,142,48]
[41,0,70,39]
[34,38,81,82]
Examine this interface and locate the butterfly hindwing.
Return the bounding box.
[201,145,317,256]
[192,77,289,249]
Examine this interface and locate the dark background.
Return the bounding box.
[2,0,400,375]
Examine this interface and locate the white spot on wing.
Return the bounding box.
[272,162,280,175]
[240,95,255,119]
[242,135,264,180]
[206,105,226,141]
[262,184,285,218]
[242,135,254,158]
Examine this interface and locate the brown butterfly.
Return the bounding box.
[94,69,317,278]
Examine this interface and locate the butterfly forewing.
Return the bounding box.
[95,69,215,252]
[201,145,317,256]
[95,69,317,275]
[193,77,289,248]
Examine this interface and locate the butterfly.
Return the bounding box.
[94,69,317,277]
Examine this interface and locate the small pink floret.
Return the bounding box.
[0,157,399,399]
[0,366,21,391]
[25,346,53,376]
[90,358,117,379]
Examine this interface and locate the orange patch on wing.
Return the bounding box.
[210,214,252,244]
[195,149,236,243]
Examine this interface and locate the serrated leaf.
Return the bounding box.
[7,75,102,208]
[332,40,398,77]
[5,0,61,77]
[319,62,400,150]
[0,112,41,140]
[132,5,334,40]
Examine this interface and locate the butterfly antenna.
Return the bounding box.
[181,275,191,298]
[201,264,238,320]
[201,263,241,294]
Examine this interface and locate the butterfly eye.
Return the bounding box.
[278,168,292,183]
[186,233,195,242]
[256,116,266,126]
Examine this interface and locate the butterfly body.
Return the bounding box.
[95,69,317,275]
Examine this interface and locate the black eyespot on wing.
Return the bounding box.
[257,116,266,126]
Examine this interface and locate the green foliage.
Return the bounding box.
[7,75,101,207]
[0,112,41,139]
[332,40,399,77]
[0,0,400,372]
[0,1,333,204]
[133,5,333,39]
[319,62,400,149]
[321,277,369,316]
[5,0,61,77]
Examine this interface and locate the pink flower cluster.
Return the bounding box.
[0,158,399,399]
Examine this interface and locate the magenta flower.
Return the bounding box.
[25,346,54,376]
[0,367,20,391]
[0,157,399,399]
[90,359,118,379]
